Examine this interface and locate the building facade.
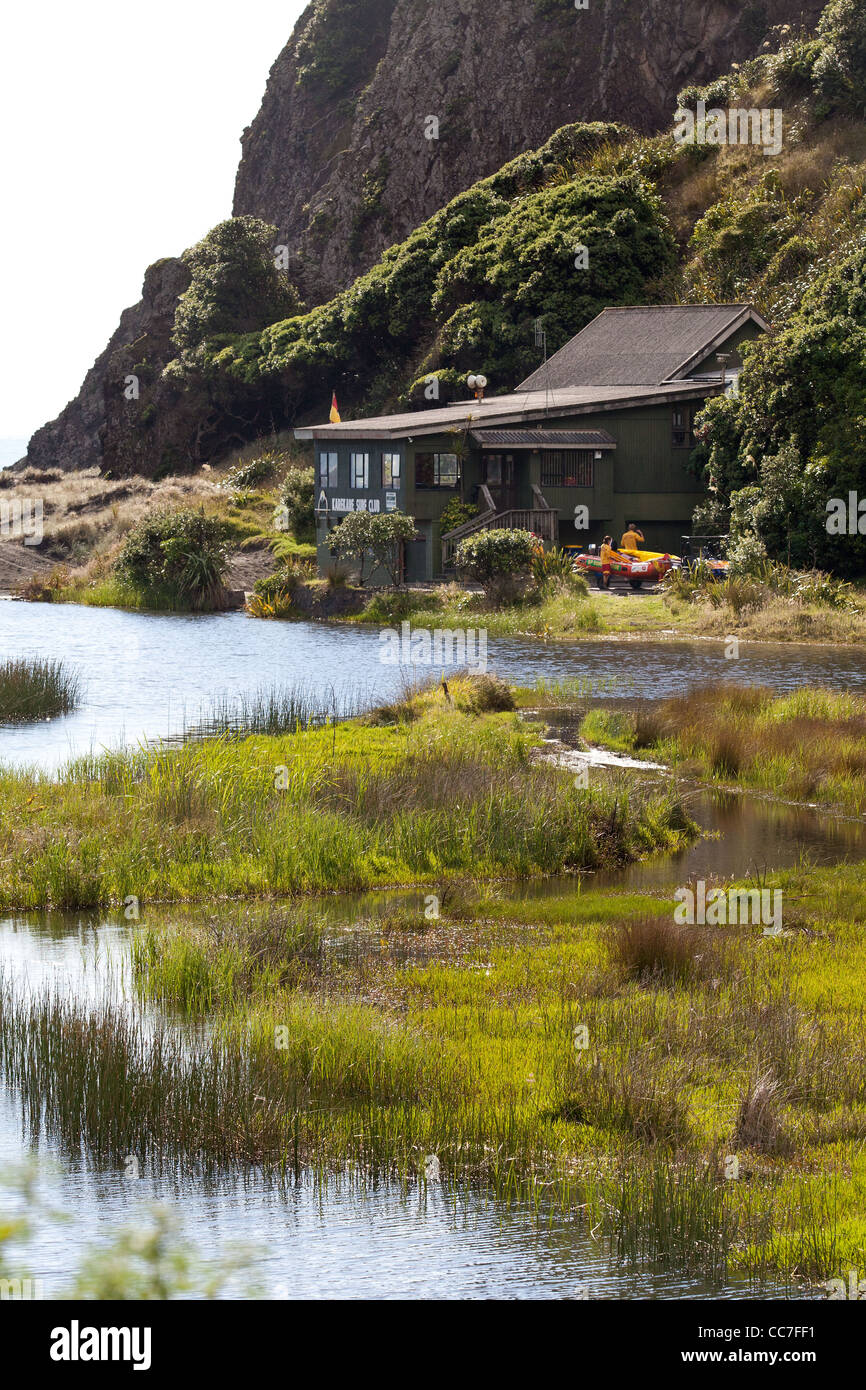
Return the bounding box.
[295,304,768,579]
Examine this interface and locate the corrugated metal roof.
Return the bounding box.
[470,428,616,448]
[517,305,763,391]
[294,380,717,441]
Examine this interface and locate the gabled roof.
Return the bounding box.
[517,305,768,391]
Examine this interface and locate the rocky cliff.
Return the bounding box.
[22,257,190,476]
[233,0,826,303]
[18,0,826,474]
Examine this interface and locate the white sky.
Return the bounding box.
[0,1,307,446]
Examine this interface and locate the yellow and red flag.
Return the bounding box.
[329,391,341,424]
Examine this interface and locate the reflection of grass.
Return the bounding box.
[580,684,866,812]
[0,678,695,910]
[0,657,81,722]
[5,862,864,1286]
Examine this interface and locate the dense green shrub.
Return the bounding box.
[438,499,479,535]
[330,509,417,585]
[115,509,230,610]
[277,468,316,541]
[687,189,797,300]
[253,569,302,602]
[173,218,302,351]
[432,173,677,382]
[690,236,866,575]
[455,528,536,603]
[188,132,660,410]
[813,0,866,117]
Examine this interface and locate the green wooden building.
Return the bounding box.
[295,304,768,580]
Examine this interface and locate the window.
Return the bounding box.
[672,407,694,448]
[415,452,460,488]
[351,452,369,489]
[318,451,338,488]
[540,451,594,488]
[382,451,401,487]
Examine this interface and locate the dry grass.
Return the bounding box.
[2,466,222,568]
[585,684,866,812]
[733,1071,789,1155]
[611,915,721,987]
[668,592,866,644]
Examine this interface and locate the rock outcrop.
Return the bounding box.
[19,258,190,475]
[233,0,826,303]
[19,0,826,474]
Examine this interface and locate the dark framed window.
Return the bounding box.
[540,450,594,488]
[672,407,695,448]
[382,451,401,487]
[415,451,460,488]
[350,452,369,489]
[319,451,338,488]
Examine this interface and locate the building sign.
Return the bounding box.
[385,492,397,511]
[329,496,382,514]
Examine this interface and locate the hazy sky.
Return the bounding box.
[0,1,307,447]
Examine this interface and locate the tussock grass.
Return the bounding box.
[611,915,722,987]
[581,684,866,813]
[0,657,81,723]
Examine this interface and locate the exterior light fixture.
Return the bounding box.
[467,373,488,401]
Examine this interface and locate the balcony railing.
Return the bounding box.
[441,504,558,568]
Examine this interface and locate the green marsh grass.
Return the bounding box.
[5,861,864,1284]
[0,657,81,723]
[0,681,696,910]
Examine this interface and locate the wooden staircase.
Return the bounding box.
[441,485,558,569]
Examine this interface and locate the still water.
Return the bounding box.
[1,599,861,1298]
[0,852,825,1304]
[3,599,866,770]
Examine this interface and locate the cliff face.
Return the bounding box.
[20,0,826,474]
[233,0,825,304]
[21,258,190,476]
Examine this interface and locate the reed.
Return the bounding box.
[0,657,81,723]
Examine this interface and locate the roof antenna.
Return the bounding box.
[534,317,551,421]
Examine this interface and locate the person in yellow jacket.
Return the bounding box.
[599,535,614,589]
[619,522,644,552]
